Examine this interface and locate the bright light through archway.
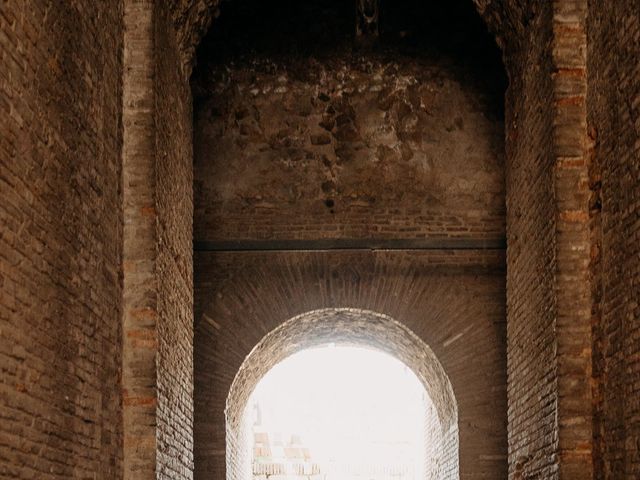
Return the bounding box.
[247,345,432,480]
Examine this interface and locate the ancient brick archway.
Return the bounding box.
[5,0,636,479]
[190,1,511,476]
[118,0,595,479]
[193,251,507,479]
[225,308,458,480]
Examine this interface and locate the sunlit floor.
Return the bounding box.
[247,345,433,480]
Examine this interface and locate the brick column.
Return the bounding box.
[551,1,594,478]
[123,1,158,477]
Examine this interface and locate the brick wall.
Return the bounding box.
[587,1,640,478]
[192,0,506,245]
[0,2,123,479]
[192,53,505,243]
[193,251,507,480]
[4,2,638,480]
[191,2,508,480]
[503,2,560,478]
[155,5,195,480]
[121,2,194,479]
[551,2,592,478]
[122,2,157,477]
[505,1,596,479]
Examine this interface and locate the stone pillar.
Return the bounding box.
[122,1,158,478]
[551,1,593,478]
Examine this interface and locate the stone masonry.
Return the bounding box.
[0,1,639,480]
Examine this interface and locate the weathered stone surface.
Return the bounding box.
[122,2,195,479]
[0,1,124,478]
[588,1,640,478]
[193,52,505,243]
[1,1,639,480]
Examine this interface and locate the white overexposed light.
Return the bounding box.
[248,345,430,478]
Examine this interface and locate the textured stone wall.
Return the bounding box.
[505,2,596,479]
[587,1,640,478]
[121,2,195,479]
[193,53,505,243]
[423,397,445,478]
[192,0,506,245]
[550,2,593,478]
[194,251,507,480]
[504,0,599,477]
[169,0,523,70]
[503,2,560,478]
[155,5,195,480]
[122,2,158,477]
[5,2,639,480]
[0,1,124,478]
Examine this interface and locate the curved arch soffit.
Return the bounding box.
[225,307,458,434]
[173,0,514,76]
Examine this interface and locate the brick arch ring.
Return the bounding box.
[224,307,459,480]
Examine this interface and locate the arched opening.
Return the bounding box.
[191,0,508,479]
[247,346,433,479]
[226,309,458,480]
